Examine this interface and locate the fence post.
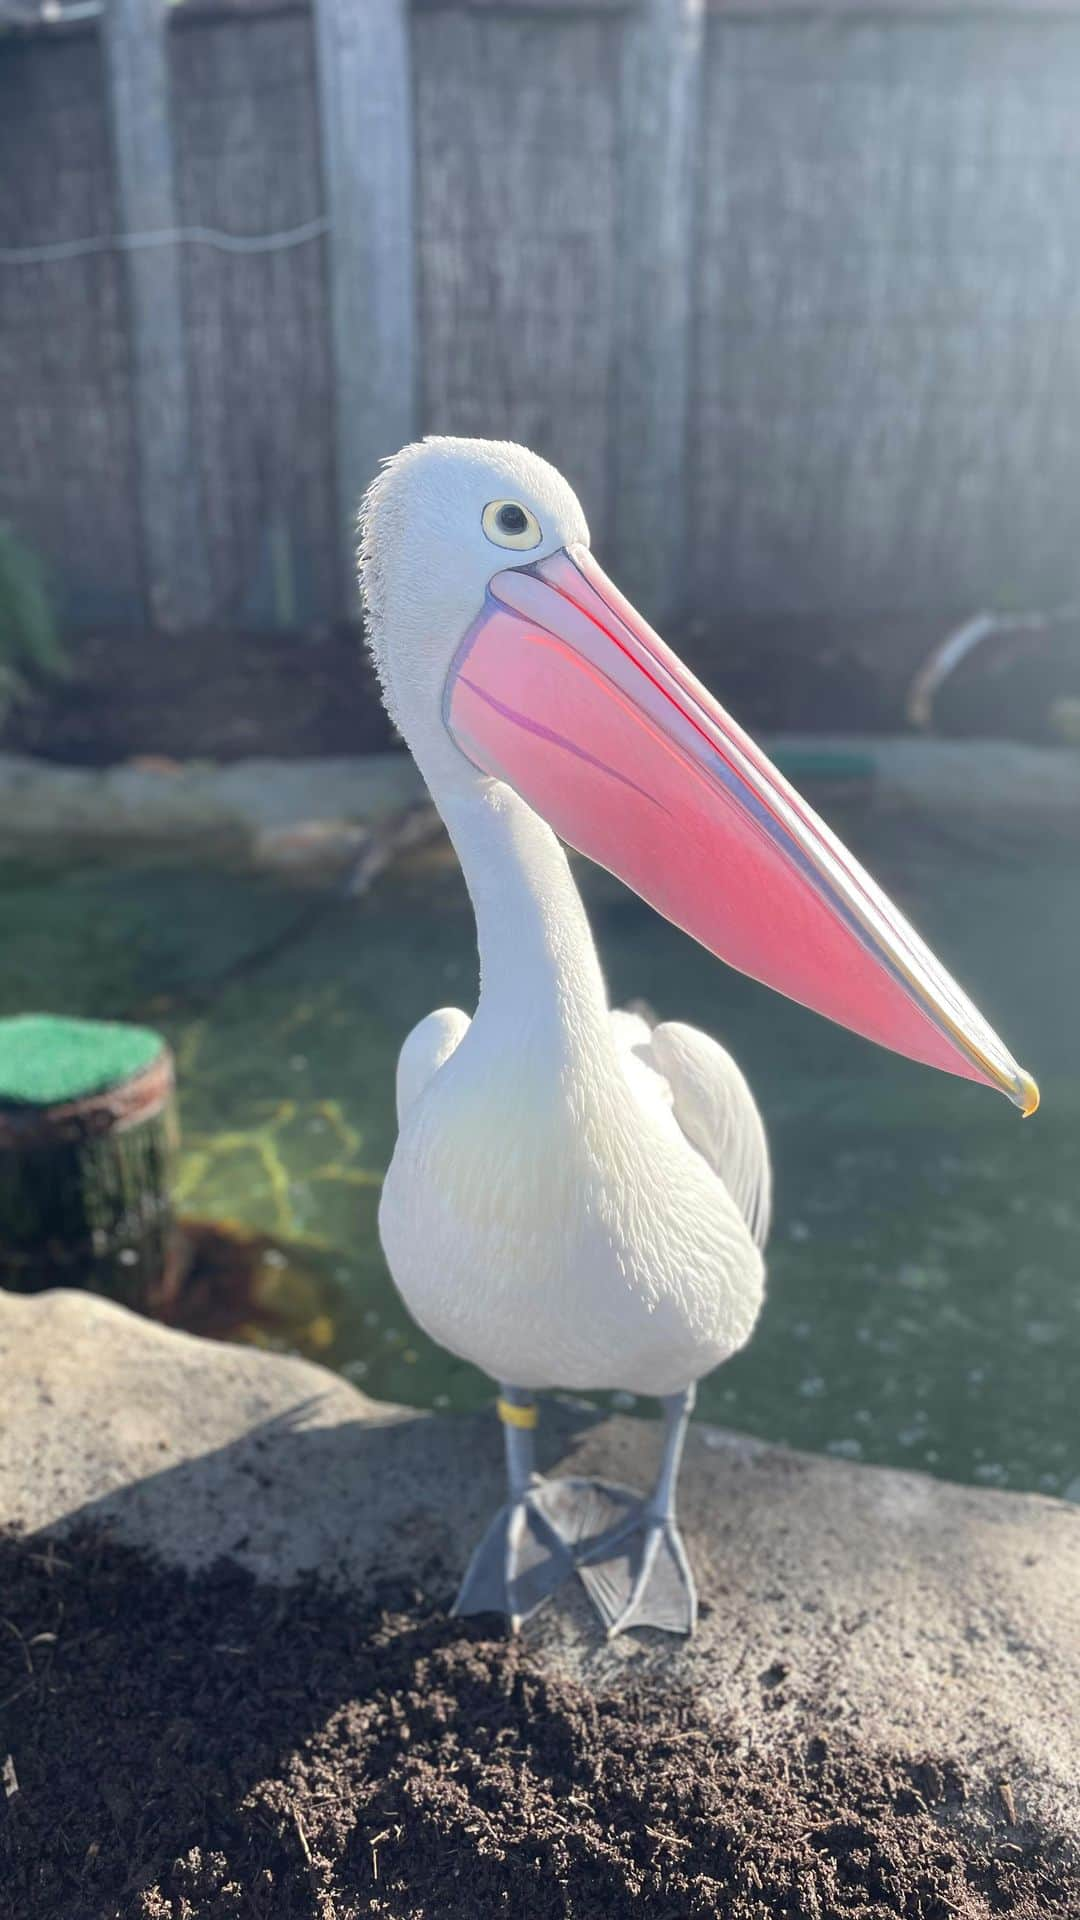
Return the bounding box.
[103,0,211,631]
[313,0,418,613]
[611,0,704,626]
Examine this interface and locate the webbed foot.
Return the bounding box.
[452,1483,570,1629]
[577,1508,698,1637]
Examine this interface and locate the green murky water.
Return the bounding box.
[2,796,1077,1498]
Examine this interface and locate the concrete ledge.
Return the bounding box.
[791,733,1080,825]
[0,752,426,855]
[1,738,1078,860]
[2,1288,1077,1847]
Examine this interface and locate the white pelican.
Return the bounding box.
[359,437,1038,1638]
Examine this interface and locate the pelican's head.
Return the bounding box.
[359,437,588,775]
[359,435,1038,1115]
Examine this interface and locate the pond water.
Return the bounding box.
[2,790,1077,1499]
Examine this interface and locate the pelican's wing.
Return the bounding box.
[610,1007,676,1121]
[624,1016,772,1249]
[395,1006,471,1124]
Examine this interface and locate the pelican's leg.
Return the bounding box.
[576,1385,699,1639]
[452,1386,577,1631]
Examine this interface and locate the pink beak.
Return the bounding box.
[444,545,1038,1114]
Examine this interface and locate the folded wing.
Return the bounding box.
[396,1006,471,1125]
[615,1013,771,1250]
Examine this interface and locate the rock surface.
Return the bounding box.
[2,1287,1078,1848]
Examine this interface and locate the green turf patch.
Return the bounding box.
[0,1015,163,1107]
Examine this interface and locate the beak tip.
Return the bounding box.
[1016,1070,1040,1118]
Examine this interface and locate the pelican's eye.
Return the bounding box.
[482,499,543,551]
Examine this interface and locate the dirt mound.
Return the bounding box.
[1,1527,1072,1920]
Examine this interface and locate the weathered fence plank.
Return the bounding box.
[692,16,1080,616]
[102,0,211,629]
[0,34,142,624]
[171,13,338,627]
[6,1,1080,650]
[413,6,621,550]
[610,0,704,622]
[313,0,416,606]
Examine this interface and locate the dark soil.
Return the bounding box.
[1,1528,1073,1920]
[1,624,395,766]
[5,608,1080,769]
[1,616,902,769]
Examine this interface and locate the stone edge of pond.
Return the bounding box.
[2,738,1079,862]
[2,1286,1078,1851]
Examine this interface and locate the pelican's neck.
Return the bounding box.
[434,772,612,1060]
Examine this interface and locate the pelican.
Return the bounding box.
[359,437,1038,1638]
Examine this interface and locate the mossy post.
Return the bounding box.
[0,1016,177,1305]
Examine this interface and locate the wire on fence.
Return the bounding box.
[0,216,331,266]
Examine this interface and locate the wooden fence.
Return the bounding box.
[3,0,1080,640]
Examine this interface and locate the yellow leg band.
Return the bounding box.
[497,1396,538,1431]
